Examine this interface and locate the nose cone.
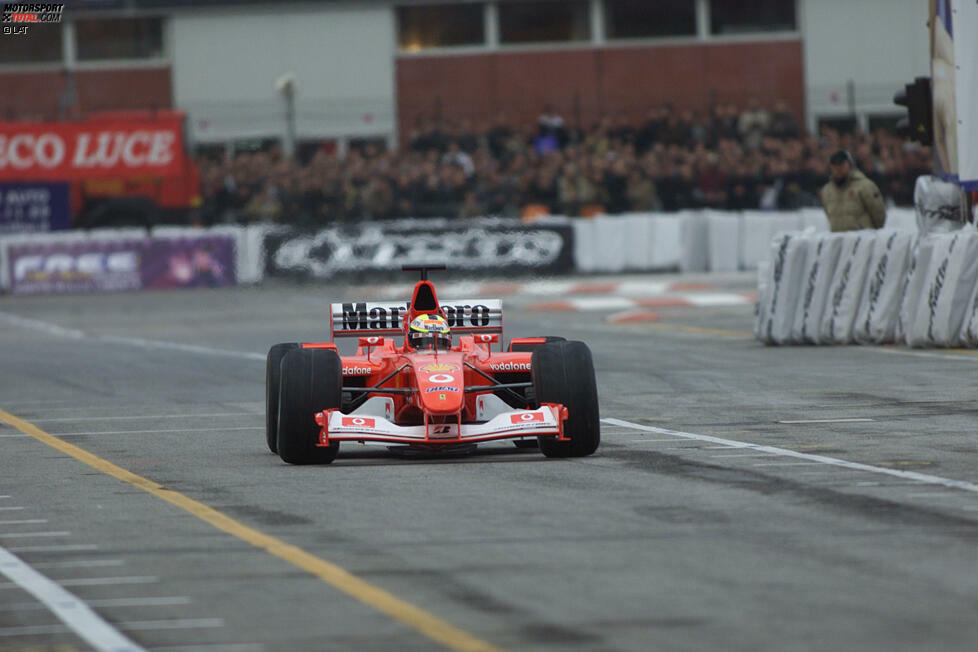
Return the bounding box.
[413,357,464,414]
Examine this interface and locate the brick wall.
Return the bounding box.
[0,67,172,121]
[397,39,804,142]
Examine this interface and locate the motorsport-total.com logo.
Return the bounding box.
[2,3,63,35]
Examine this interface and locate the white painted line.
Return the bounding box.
[522,279,577,295]
[710,453,779,458]
[121,618,224,630]
[0,507,25,511]
[98,334,264,361]
[0,311,263,362]
[628,438,694,443]
[0,311,85,339]
[0,531,70,539]
[31,559,124,569]
[961,505,978,511]
[602,417,978,494]
[905,492,961,498]
[753,462,824,467]
[0,520,48,525]
[684,293,753,307]
[7,544,98,553]
[0,575,158,589]
[0,596,191,611]
[151,645,264,652]
[89,597,193,608]
[0,495,10,499]
[0,625,71,636]
[0,545,144,651]
[32,412,255,423]
[570,297,636,311]
[778,418,875,424]
[52,426,264,436]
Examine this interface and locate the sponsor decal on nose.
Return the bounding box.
[427,373,455,383]
[342,416,375,428]
[421,363,458,372]
[511,412,544,424]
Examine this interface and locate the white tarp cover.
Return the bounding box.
[820,232,875,345]
[792,233,844,344]
[914,175,967,235]
[903,231,978,347]
[852,231,915,344]
[755,232,809,344]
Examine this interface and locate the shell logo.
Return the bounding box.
[421,363,458,372]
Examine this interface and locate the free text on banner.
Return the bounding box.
[6,235,237,295]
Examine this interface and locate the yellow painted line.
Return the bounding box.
[0,407,501,652]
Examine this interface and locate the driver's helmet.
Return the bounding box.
[408,314,452,350]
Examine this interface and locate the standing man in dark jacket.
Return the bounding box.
[820,150,887,231]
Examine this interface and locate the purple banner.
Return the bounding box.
[7,234,236,296]
[142,236,236,289]
[0,183,71,234]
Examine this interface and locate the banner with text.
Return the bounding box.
[6,234,236,295]
[0,116,186,180]
[0,182,70,233]
[263,218,575,280]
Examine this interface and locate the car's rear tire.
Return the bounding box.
[266,342,298,454]
[508,336,566,352]
[532,341,600,458]
[277,348,342,465]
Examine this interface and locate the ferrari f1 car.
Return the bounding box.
[265,265,599,464]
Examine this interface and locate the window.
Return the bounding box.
[605,0,696,39]
[397,4,485,51]
[499,1,590,44]
[710,0,796,35]
[75,17,164,61]
[0,24,62,64]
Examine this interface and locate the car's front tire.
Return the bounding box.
[266,342,298,454]
[277,348,342,465]
[532,341,600,458]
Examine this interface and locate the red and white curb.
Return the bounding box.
[361,279,723,299]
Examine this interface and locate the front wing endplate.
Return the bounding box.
[314,404,567,447]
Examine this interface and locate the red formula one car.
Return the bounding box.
[265,266,599,464]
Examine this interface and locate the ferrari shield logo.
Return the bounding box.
[439,393,447,400]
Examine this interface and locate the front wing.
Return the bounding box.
[314,404,568,447]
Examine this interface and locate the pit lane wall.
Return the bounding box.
[0,225,267,295]
[0,209,919,294]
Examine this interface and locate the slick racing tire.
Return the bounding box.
[509,337,565,448]
[508,336,566,352]
[531,341,600,458]
[266,342,299,454]
[277,348,342,465]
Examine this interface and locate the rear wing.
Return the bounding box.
[330,299,503,339]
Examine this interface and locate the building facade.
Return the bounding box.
[0,0,929,151]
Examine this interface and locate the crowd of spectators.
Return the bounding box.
[195,99,932,226]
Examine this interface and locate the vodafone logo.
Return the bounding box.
[490,362,531,372]
[428,373,455,383]
[341,416,375,428]
[343,366,373,375]
[510,413,544,424]
[363,337,381,344]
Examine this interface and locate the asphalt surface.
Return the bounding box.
[1,273,977,652]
